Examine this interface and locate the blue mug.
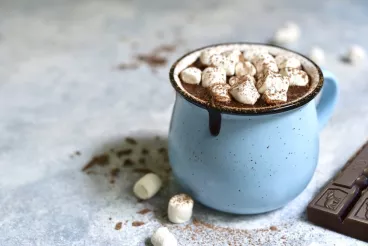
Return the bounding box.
[168,43,338,214]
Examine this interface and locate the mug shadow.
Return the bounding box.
[80,132,176,223]
[80,131,282,229]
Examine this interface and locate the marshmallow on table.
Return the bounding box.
[229,75,260,105]
[210,54,236,76]
[180,67,202,85]
[252,53,279,74]
[168,194,194,224]
[133,173,162,200]
[275,56,301,69]
[256,70,289,94]
[308,46,325,65]
[209,83,231,103]
[200,48,219,66]
[201,67,226,87]
[346,45,366,64]
[235,61,256,76]
[273,22,301,44]
[151,227,178,246]
[280,68,309,86]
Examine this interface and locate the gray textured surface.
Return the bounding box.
[0,0,368,245]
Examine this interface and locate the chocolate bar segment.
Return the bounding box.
[307,141,368,242]
[344,189,368,241]
[308,185,360,229]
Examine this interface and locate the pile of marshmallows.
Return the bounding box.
[180,48,309,105]
[133,173,193,246]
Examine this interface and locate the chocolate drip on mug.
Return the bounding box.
[207,108,221,136]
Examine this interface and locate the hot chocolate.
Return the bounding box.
[175,44,315,110]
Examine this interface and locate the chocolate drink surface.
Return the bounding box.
[179,46,311,109]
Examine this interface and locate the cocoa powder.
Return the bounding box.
[137,208,151,215]
[132,221,145,227]
[115,222,122,230]
[82,154,109,171]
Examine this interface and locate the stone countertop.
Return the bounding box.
[0,0,368,245]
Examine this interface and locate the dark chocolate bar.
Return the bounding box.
[307,141,368,242]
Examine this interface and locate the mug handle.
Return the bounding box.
[316,70,339,131]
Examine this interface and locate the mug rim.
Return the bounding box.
[169,42,324,115]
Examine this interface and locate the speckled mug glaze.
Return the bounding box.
[168,43,338,214]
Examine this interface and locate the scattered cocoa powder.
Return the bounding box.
[136,54,167,67]
[109,217,112,220]
[110,168,120,177]
[116,149,133,157]
[141,148,149,155]
[158,147,167,153]
[281,235,286,239]
[133,168,152,173]
[153,44,176,53]
[270,226,278,231]
[115,222,122,230]
[82,154,109,171]
[117,63,139,70]
[117,42,178,71]
[176,218,289,244]
[132,221,145,227]
[86,170,98,175]
[75,151,81,156]
[171,194,193,205]
[192,218,215,229]
[138,158,145,164]
[125,137,137,145]
[137,208,151,215]
[123,159,135,167]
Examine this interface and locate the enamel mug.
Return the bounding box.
[168,43,338,214]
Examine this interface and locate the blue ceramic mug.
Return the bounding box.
[168,43,338,214]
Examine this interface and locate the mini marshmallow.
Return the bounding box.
[243,49,269,61]
[200,48,219,66]
[229,74,256,86]
[209,83,231,103]
[210,54,236,76]
[168,194,194,224]
[273,22,300,44]
[180,67,202,85]
[253,53,279,74]
[151,227,178,246]
[201,67,226,88]
[280,68,309,86]
[222,49,242,63]
[309,46,325,65]
[263,86,288,104]
[229,76,260,105]
[256,70,289,94]
[346,45,366,64]
[133,173,162,200]
[229,76,239,86]
[275,56,301,69]
[235,61,256,76]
